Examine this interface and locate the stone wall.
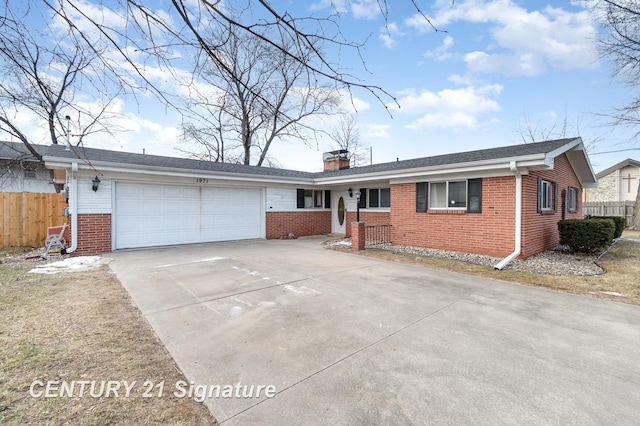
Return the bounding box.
[585,172,617,202]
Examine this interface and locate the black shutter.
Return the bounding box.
[324,190,331,209]
[359,188,367,209]
[416,182,427,212]
[553,181,558,211]
[537,177,542,213]
[297,188,305,209]
[467,178,482,213]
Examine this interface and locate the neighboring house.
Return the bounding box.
[0,142,60,193]
[41,137,596,266]
[584,158,640,202]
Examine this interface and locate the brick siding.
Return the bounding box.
[521,154,582,258]
[389,177,516,257]
[351,222,366,250]
[266,211,331,239]
[70,213,112,256]
[388,153,582,259]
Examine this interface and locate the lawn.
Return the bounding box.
[354,230,640,306]
[0,256,217,425]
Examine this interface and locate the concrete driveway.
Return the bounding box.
[109,237,640,425]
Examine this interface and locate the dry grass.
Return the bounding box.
[348,230,640,306]
[622,229,640,239]
[0,261,217,425]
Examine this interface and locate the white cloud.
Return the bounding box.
[407,0,598,76]
[362,123,391,139]
[379,22,402,49]
[310,0,381,19]
[424,35,455,60]
[395,85,502,129]
[464,51,545,76]
[52,0,129,41]
[351,0,383,20]
[310,0,348,14]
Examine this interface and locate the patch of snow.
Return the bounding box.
[284,284,306,294]
[231,296,253,307]
[600,291,625,297]
[232,266,259,276]
[334,241,352,246]
[29,256,104,275]
[229,306,243,317]
[284,284,321,296]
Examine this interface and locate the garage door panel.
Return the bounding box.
[142,185,163,198]
[115,182,262,249]
[181,187,200,198]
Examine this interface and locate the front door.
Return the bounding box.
[331,191,348,235]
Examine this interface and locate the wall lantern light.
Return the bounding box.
[92,176,101,192]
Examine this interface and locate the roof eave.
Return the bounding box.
[42,156,315,185]
[313,154,548,184]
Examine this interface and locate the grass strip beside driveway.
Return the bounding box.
[355,231,640,306]
[0,263,217,425]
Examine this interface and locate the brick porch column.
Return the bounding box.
[352,222,366,251]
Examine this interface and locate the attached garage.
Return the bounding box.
[114,182,263,249]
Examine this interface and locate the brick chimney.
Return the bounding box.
[323,150,350,171]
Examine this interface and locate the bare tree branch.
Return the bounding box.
[0,3,126,164]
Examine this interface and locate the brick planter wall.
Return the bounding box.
[70,213,112,256]
[266,211,331,239]
[351,222,365,250]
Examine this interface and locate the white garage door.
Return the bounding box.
[115,182,262,249]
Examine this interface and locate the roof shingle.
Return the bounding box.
[2,138,580,178]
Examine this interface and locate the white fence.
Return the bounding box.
[583,201,635,226]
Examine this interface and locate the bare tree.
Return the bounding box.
[516,114,571,144]
[516,113,602,152]
[46,0,446,116]
[594,0,640,229]
[0,4,123,161]
[326,113,369,167]
[181,23,340,166]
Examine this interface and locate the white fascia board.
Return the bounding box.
[43,157,314,186]
[542,138,598,186]
[314,156,543,186]
[543,137,582,167]
[390,166,530,185]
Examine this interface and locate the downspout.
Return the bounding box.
[65,162,78,254]
[494,161,522,270]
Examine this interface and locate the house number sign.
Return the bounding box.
[196,178,210,184]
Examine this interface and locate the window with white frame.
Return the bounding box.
[429,181,467,209]
[568,186,578,211]
[538,179,554,211]
[417,179,481,213]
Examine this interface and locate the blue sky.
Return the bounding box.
[11,0,640,173]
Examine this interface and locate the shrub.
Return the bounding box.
[558,219,615,253]
[585,215,625,239]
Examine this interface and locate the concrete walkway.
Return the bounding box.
[109,237,640,425]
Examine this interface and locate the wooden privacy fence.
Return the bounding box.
[1,192,68,247]
[583,201,635,226]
